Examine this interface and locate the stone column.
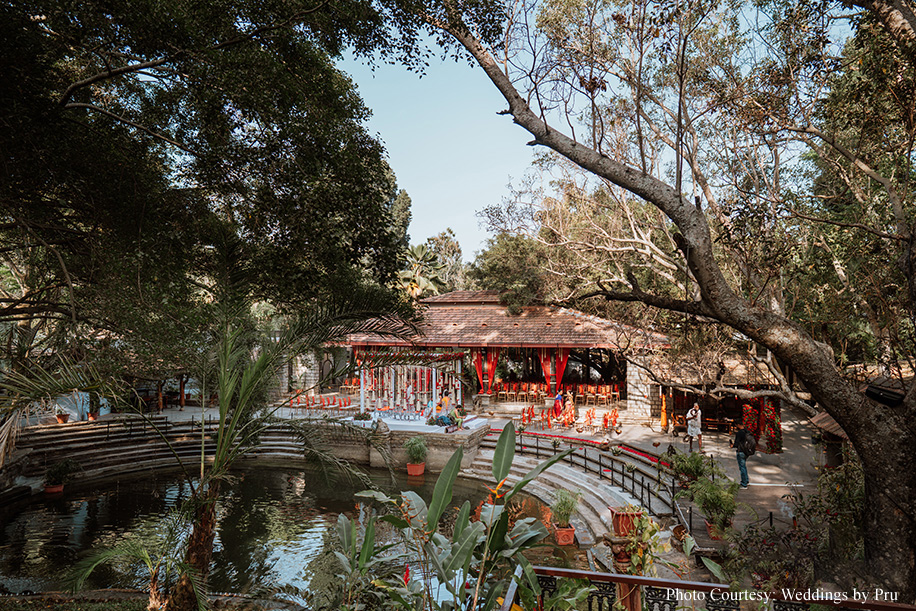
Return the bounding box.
[624,353,653,418]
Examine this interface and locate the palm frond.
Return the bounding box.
[0,357,123,467]
[283,416,394,488]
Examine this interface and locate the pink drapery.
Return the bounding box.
[486,348,500,393]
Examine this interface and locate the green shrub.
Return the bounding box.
[687,477,739,531]
[404,435,428,464]
[44,458,82,485]
[551,489,581,527]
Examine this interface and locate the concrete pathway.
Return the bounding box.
[485,404,821,540]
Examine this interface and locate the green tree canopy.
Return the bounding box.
[0,0,422,370]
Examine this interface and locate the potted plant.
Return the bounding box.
[668,451,710,487]
[610,504,644,536]
[687,477,739,539]
[55,406,70,424]
[87,392,100,421]
[43,459,82,494]
[551,489,580,545]
[404,435,428,476]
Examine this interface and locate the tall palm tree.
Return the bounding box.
[166,286,418,611]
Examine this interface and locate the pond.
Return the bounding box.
[0,466,522,598]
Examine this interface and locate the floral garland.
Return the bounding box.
[741,396,782,454]
[743,401,761,438]
[762,398,782,453]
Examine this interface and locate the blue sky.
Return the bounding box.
[339,54,537,261]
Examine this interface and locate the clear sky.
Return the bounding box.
[339,53,537,261]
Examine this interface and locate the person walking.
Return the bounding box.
[730,426,755,489]
[686,403,702,451]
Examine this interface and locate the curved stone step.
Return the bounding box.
[461,450,649,547]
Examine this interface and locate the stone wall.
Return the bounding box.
[0,416,490,505]
[383,425,489,471]
[624,353,653,419]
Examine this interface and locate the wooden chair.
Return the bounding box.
[497,382,508,403]
[597,384,609,406]
[527,383,541,404]
[609,383,621,404]
[585,385,597,406]
[506,382,518,402]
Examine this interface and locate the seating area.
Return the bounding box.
[489,382,623,406]
[512,405,622,434]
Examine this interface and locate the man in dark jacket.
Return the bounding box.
[729,427,752,488]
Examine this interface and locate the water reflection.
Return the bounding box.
[0,467,493,595]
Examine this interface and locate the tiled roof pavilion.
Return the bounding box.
[346,290,670,350]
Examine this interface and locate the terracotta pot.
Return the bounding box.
[88,412,99,421]
[610,508,643,536]
[55,414,69,424]
[406,462,425,476]
[44,484,64,494]
[554,524,576,546]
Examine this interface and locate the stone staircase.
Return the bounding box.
[2,415,359,508]
[460,448,641,550]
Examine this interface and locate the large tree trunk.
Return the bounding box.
[440,21,916,602]
[168,483,220,611]
[862,452,916,600]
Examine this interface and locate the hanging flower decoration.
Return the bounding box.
[762,398,782,453]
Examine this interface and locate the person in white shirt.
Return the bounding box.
[686,403,702,451]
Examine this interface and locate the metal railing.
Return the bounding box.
[501,566,916,611]
[481,430,677,517]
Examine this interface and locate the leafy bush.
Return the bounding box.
[404,435,428,464]
[343,423,574,610]
[551,489,581,527]
[669,450,712,480]
[44,458,82,485]
[685,477,739,532]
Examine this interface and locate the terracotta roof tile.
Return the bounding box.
[347,291,669,349]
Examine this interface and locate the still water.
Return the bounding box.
[0,467,497,596]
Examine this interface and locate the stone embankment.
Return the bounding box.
[0,413,489,513]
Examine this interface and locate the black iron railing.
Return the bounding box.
[481,430,677,517]
[501,567,916,611]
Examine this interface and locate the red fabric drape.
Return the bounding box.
[555,348,570,387]
[472,349,484,390]
[538,348,554,390]
[486,348,500,393]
